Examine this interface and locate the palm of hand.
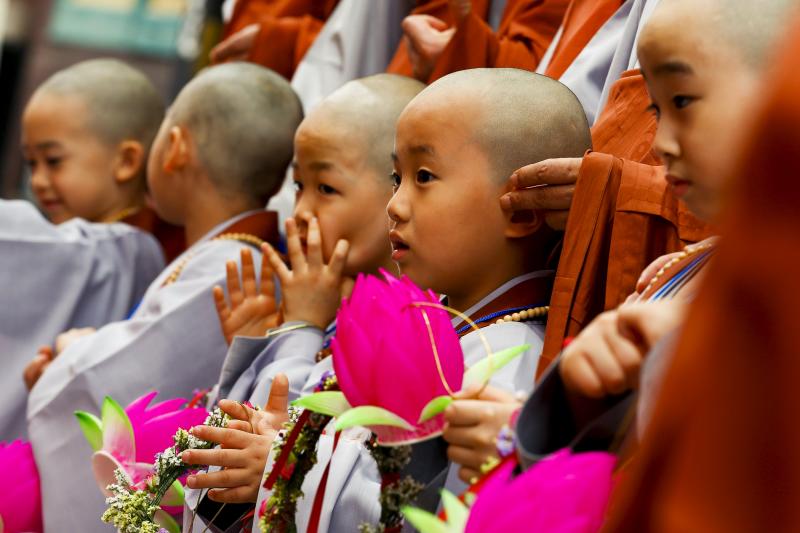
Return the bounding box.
[222,294,280,344]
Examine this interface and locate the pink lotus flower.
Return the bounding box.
[331,271,464,442]
[465,449,616,533]
[0,440,42,533]
[75,392,208,530]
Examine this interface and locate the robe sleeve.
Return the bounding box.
[247,15,326,79]
[428,0,568,82]
[27,240,265,531]
[0,200,164,440]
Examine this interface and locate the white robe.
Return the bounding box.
[0,199,164,441]
[267,0,411,225]
[252,272,549,533]
[27,210,271,532]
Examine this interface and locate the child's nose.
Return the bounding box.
[387,186,409,223]
[29,165,49,193]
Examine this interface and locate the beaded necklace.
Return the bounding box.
[161,232,265,286]
[455,304,550,335]
[640,240,716,298]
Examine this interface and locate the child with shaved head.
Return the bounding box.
[0,59,170,440]
[26,62,302,531]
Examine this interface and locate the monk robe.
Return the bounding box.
[122,206,185,263]
[222,0,339,79]
[27,210,280,531]
[536,69,712,379]
[246,271,553,533]
[603,16,800,532]
[0,200,164,441]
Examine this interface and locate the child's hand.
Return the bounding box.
[559,301,687,399]
[54,327,95,355]
[442,385,521,483]
[182,374,290,503]
[264,217,349,330]
[213,247,279,345]
[23,345,54,390]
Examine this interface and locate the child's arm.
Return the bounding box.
[213,246,279,345]
[183,374,290,503]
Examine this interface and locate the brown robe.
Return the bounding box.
[122,206,185,263]
[537,70,712,379]
[222,0,339,79]
[603,16,800,533]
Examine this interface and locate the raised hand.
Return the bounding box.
[500,157,582,231]
[23,345,54,391]
[55,327,96,355]
[210,23,260,64]
[401,14,455,81]
[263,216,349,330]
[213,247,279,345]
[183,374,291,503]
[442,385,521,483]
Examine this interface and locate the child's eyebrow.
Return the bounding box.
[653,60,694,77]
[34,141,64,151]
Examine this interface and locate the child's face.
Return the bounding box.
[639,0,760,222]
[292,117,394,278]
[21,92,120,223]
[388,95,510,299]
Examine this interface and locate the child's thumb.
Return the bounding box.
[265,373,290,413]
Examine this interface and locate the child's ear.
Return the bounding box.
[504,207,544,238]
[163,126,190,173]
[112,141,145,184]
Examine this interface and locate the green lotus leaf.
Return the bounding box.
[334,406,414,432]
[292,391,352,417]
[100,396,135,462]
[418,395,453,424]
[462,344,530,389]
[160,479,185,507]
[74,410,103,452]
[401,506,451,533]
[154,509,181,533]
[440,489,469,530]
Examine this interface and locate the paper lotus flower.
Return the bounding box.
[0,440,42,533]
[404,449,616,533]
[294,270,529,444]
[75,392,208,532]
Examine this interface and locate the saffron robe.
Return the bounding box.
[0,200,164,441]
[222,0,339,80]
[603,16,800,532]
[536,69,712,379]
[27,210,280,531]
[250,271,553,533]
[122,206,185,263]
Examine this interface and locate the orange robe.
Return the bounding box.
[543,0,624,79]
[603,17,800,533]
[223,0,339,79]
[537,70,712,379]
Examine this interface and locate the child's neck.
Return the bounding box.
[182,194,261,247]
[97,190,146,223]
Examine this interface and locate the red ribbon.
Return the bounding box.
[263,409,312,490]
[307,430,342,533]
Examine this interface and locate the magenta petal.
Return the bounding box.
[135,407,208,463]
[124,391,160,427]
[0,440,43,533]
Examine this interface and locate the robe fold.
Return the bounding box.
[603,16,800,532]
[536,69,711,379]
[222,0,339,79]
[27,210,281,531]
[0,200,164,441]
[425,0,569,82]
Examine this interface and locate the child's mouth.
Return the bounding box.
[389,230,410,261]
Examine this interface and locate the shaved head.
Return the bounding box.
[649,0,796,69]
[412,68,591,182]
[34,58,164,150]
[170,62,303,202]
[305,74,425,176]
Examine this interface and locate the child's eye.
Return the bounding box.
[672,95,695,110]
[293,180,303,192]
[416,169,436,184]
[390,172,401,189]
[318,183,337,195]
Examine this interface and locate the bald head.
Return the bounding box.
[170,62,303,202]
[305,74,425,176]
[413,68,591,182]
[35,58,164,150]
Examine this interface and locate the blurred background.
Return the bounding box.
[0,0,221,199]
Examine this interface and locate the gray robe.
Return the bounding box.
[27,211,270,532]
[0,199,164,441]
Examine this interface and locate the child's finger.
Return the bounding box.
[564,353,607,399]
[225,261,243,308]
[226,420,252,433]
[264,374,290,413]
[306,217,323,269]
[190,425,254,448]
[327,239,350,278]
[458,466,482,485]
[446,444,483,471]
[240,248,257,298]
[186,467,250,489]
[218,399,254,423]
[442,424,483,448]
[285,218,307,271]
[212,286,230,321]
[259,247,276,298]
[264,243,291,283]
[444,400,494,427]
[182,447,247,469]
[207,486,256,504]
